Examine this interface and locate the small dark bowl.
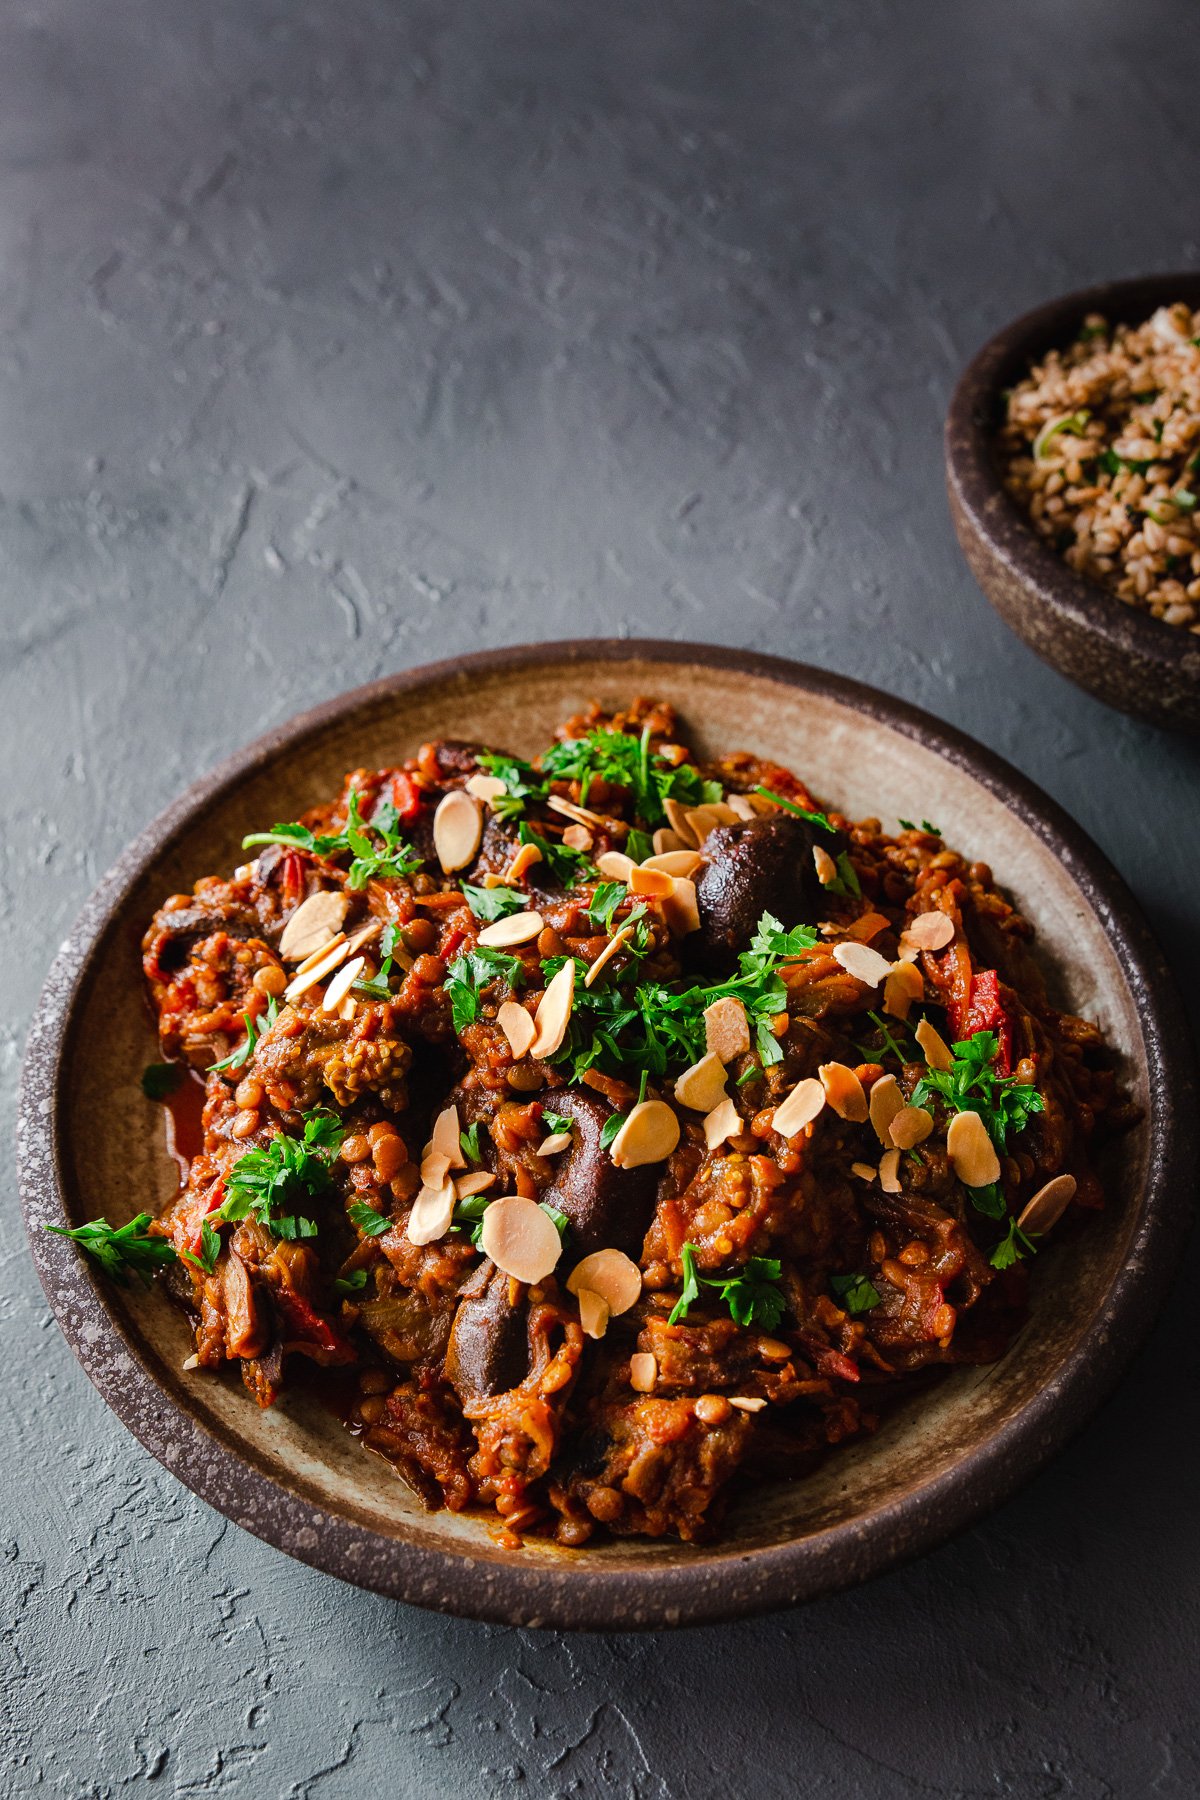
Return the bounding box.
[946,272,1200,734]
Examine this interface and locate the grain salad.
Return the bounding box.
[1000,302,1200,631]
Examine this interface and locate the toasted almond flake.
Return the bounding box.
[338,995,358,1021]
[915,1018,955,1071]
[453,1171,496,1200]
[629,1352,657,1393]
[629,864,675,898]
[726,793,758,821]
[567,1247,643,1315]
[889,1104,934,1150]
[279,890,350,963]
[530,959,575,1058]
[674,1051,729,1113]
[285,936,351,1001]
[319,955,365,1014]
[345,919,384,957]
[850,1161,876,1182]
[729,1395,767,1413]
[652,827,685,855]
[497,999,536,1057]
[421,1147,451,1186]
[878,1148,902,1193]
[576,1288,610,1339]
[582,924,633,990]
[562,823,593,852]
[683,804,722,844]
[610,1099,681,1169]
[772,1077,826,1138]
[477,909,544,948]
[433,790,483,872]
[407,1178,456,1246]
[537,1131,573,1156]
[480,1194,563,1283]
[868,1072,904,1145]
[596,850,635,881]
[1018,1173,1077,1235]
[813,845,838,886]
[431,1103,465,1169]
[480,872,510,888]
[708,802,738,824]
[662,875,700,936]
[505,842,543,882]
[704,995,751,1063]
[547,793,611,830]
[182,1352,201,1371]
[832,940,893,986]
[903,911,956,952]
[295,930,348,977]
[819,1061,869,1123]
[883,959,924,1020]
[663,798,699,846]
[466,772,508,805]
[947,1110,1001,1187]
[642,849,703,878]
[703,1096,742,1151]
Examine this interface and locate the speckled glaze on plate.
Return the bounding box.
[17,641,1197,1630]
[946,272,1200,735]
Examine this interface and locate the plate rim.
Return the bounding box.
[18,637,1198,1630]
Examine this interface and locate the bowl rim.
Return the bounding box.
[945,270,1200,679]
[17,637,1198,1631]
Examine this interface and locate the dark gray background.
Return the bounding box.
[4,1,1199,1794]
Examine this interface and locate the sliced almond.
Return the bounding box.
[567,1247,643,1316]
[772,1077,826,1138]
[729,1396,766,1413]
[420,1148,451,1187]
[662,875,700,936]
[529,959,575,1059]
[562,824,593,852]
[651,828,685,855]
[430,1103,465,1169]
[285,936,351,1001]
[295,930,348,977]
[477,909,543,948]
[889,1104,934,1149]
[663,797,699,847]
[505,841,543,882]
[339,995,357,1022]
[674,1051,729,1114]
[704,995,751,1063]
[406,1178,455,1246]
[832,941,892,987]
[596,850,635,881]
[629,1352,657,1393]
[878,1148,902,1193]
[319,955,366,1014]
[537,1131,573,1156]
[345,918,385,958]
[725,794,758,821]
[181,1353,201,1371]
[480,1194,563,1283]
[279,890,350,963]
[628,864,675,898]
[584,925,634,989]
[466,773,508,806]
[902,911,955,953]
[642,849,703,878]
[883,959,924,1021]
[868,1072,904,1146]
[947,1110,1001,1187]
[1018,1173,1077,1236]
[454,1170,495,1199]
[609,1099,680,1169]
[683,805,722,844]
[703,1096,742,1151]
[915,1018,955,1071]
[433,790,483,872]
[547,793,611,831]
[851,1161,878,1181]
[813,845,838,887]
[497,999,536,1058]
[576,1288,610,1339]
[819,1061,869,1123]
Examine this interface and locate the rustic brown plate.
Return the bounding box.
[18,641,1196,1630]
[946,272,1200,734]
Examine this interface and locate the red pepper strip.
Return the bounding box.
[390,771,423,822]
[280,850,306,906]
[950,968,1015,1076]
[273,1286,356,1364]
[441,924,467,961]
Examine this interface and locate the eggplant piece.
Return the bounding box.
[540,1088,659,1258]
[445,1262,531,1399]
[694,815,840,965]
[150,903,263,972]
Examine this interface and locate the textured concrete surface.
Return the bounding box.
[4,0,1200,1793]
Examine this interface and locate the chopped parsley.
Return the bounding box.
[209,997,278,1074]
[824,851,861,899]
[348,1201,392,1238]
[753,785,835,835]
[668,1243,787,1331]
[217,1109,345,1241]
[334,1268,369,1295]
[1172,488,1197,512]
[461,882,530,923]
[181,1218,222,1276]
[450,1192,490,1243]
[1032,409,1090,460]
[912,1030,1043,1152]
[351,959,396,1002]
[517,822,596,885]
[46,1212,178,1287]
[967,1181,1008,1220]
[242,789,420,887]
[625,827,654,863]
[460,1121,484,1165]
[990,1218,1036,1270]
[141,1062,183,1100]
[541,1110,573,1135]
[540,724,720,825]
[587,882,628,930]
[541,1202,570,1237]
[445,946,525,1032]
[830,1271,882,1315]
[474,752,544,821]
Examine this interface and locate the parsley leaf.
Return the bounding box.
[830,1271,882,1315]
[461,882,531,923]
[450,1192,490,1243]
[352,959,395,1002]
[898,818,917,832]
[668,1243,787,1331]
[541,1109,572,1135]
[242,789,421,887]
[460,1122,484,1165]
[475,752,545,820]
[218,1109,345,1240]
[599,1111,625,1150]
[141,1062,183,1100]
[587,882,628,930]
[912,1031,1043,1152]
[541,1202,570,1237]
[180,1218,222,1276]
[990,1218,1036,1270]
[46,1213,177,1287]
[348,1202,392,1238]
[540,726,720,826]
[517,822,596,885]
[209,997,278,1074]
[625,827,655,863]
[921,820,942,837]
[445,946,525,1031]
[334,1268,369,1295]
[753,785,835,836]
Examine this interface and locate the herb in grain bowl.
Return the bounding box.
[1000,302,1200,631]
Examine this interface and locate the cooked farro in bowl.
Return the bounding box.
[1000,301,1200,632]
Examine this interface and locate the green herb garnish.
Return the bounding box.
[445,946,525,1031]
[461,882,531,923]
[460,1121,484,1165]
[587,882,628,930]
[180,1218,222,1276]
[475,752,544,821]
[667,1242,787,1331]
[541,1110,573,1135]
[830,1272,882,1315]
[348,1202,392,1238]
[753,785,835,835]
[217,1108,344,1241]
[1032,409,1090,460]
[46,1213,177,1287]
[912,1031,1043,1152]
[242,789,420,887]
[209,997,278,1074]
[990,1218,1036,1270]
[334,1268,369,1295]
[517,822,596,885]
[540,725,720,825]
